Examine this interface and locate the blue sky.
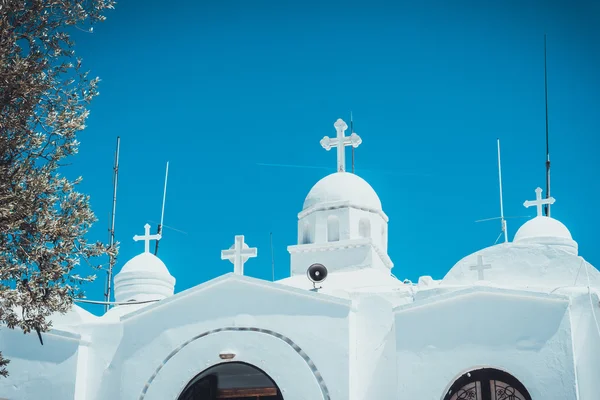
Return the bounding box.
[68,0,599,315]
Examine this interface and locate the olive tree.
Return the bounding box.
[0,0,117,376]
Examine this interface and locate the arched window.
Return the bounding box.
[301,221,312,244]
[359,218,371,238]
[178,362,283,400]
[381,224,387,249]
[327,215,340,242]
[443,368,532,400]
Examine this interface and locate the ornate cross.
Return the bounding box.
[523,187,555,217]
[133,223,161,253]
[470,255,492,280]
[221,235,257,275]
[320,118,362,172]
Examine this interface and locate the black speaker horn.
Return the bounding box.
[307,263,328,284]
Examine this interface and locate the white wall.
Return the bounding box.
[569,289,600,400]
[394,288,578,400]
[0,329,82,400]
[351,294,397,400]
[290,240,382,276]
[93,275,351,400]
[141,330,326,400]
[81,320,125,399]
[3,275,592,400]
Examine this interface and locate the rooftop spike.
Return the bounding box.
[544,33,552,217]
[154,161,169,256]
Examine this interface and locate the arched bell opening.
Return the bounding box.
[327,215,340,242]
[178,361,284,400]
[301,221,313,244]
[442,367,532,400]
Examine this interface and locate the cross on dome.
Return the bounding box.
[320,118,362,172]
[133,223,161,253]
[470,255,492,280]
[523,187,555,217]
[221,235,257,275]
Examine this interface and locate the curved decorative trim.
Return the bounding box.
[138,326,330,400]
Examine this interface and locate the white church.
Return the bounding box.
[1,118,599,400]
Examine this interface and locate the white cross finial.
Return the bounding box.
[523,187,555,217]
[320,118,362,172]
[470,255,492,280]
[221,235,257,275]
[133,223,162,253]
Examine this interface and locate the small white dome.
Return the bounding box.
[514,216,577,255]
[303,172,382,212]
[114,252,176,303]
[514,216,572,241]
[118,252,171,275]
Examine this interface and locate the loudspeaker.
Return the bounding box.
[307,263,328,284]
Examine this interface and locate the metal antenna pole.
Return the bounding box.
[104,136,120,313]
[270,232,275,281]
[544,33,551,217]
[350,111,355,173]
[154,161,169,256]
[497,139,508,243]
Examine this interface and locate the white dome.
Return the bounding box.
[514,216,577,255]
[114,252,176,303]
[118,252,171,275]
[442,242,598,288]
[303,172,382,212]
[514,216,572,241]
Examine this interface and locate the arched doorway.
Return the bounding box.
[443,368,532,400]
[178,362,284,400]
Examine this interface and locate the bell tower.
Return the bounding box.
[288,119,392,277]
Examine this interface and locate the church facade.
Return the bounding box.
[1,119,599,400]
